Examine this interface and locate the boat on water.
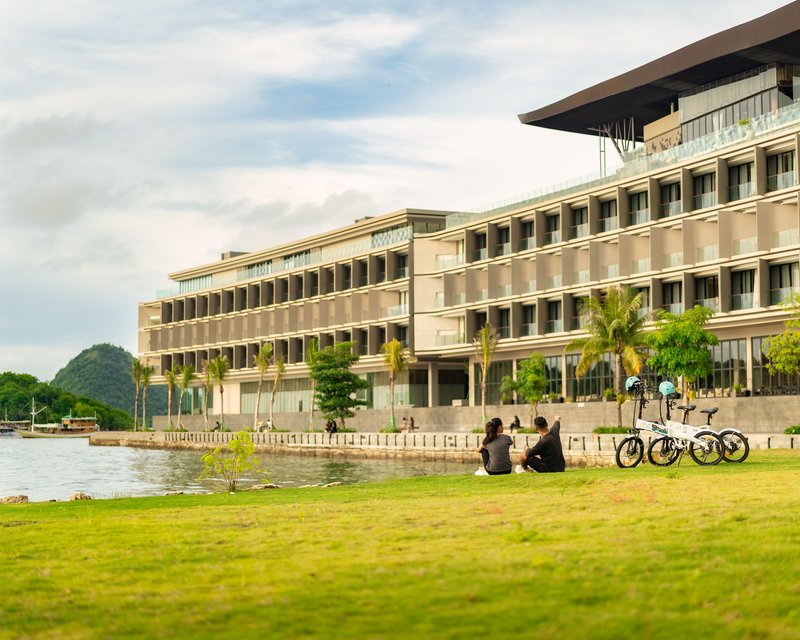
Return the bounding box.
[0,425,22,438]
[9,400,99,438]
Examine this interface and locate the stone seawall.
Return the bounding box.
[90,430,800,469]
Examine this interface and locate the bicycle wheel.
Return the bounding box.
[719,429,750,463]
[647,436,680,466]
[688,430,725,466]
[615,436,644,468]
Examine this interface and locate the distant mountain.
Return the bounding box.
[52,343,167,422]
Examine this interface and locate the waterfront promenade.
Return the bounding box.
[90,430,799,468]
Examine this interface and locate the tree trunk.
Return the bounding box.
[389,376,396,429]
[481,374,487,424]
[615,352,623,428]
[133,386,139,432]
[167,388,173,430]
[269,388,276,428]
[219,387,225,429]
[178,389,184,429]
[203,391,209,431]
[253,378,263,430]
[142,387,148,431]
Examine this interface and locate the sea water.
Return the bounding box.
[0,438,467,502]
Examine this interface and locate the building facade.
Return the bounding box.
[139,3,800,420]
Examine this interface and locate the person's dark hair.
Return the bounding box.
[483,417,503,446]
[534,416,548,430]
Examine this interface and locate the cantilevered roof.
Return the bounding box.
[518,1,800,138]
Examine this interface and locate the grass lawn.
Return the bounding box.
[2,450,800,639]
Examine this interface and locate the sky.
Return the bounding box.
[0,0,792,380]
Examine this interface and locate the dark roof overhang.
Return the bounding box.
[518,1,800,139]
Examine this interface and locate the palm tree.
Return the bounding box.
[306,338,319,431]
[177,364,197,429]
[381,338,410,430]
[141,364,153,430]
[567,285,650,427]
[131,358,143,431]
[207,355,230,430]
[164,365,179,430]
[201,360,213,432]
[473,322,499,423]
[268,355,285,429]
[253,343,274,430]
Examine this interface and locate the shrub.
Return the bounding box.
[593,426,629,434]
[199,431,265,492]
[380,426,400,433]
[784,425,800,434]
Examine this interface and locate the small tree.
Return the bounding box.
[140,364,153,430]
[253,343,273,430]
[306,338,319,431]
[473,323,498,423]
[177,364,197,429]
[199,431,264,492]
[381,338,410,430]
[647,305,718,398]
[268,355,285,429]
[163,365,179,430]
[309,342,368,431]
[763,292,800,378]
[131,358,143,431]
[500,353,548,425]
[207,355,230,429]
[201,360,213,432]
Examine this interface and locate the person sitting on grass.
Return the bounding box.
[516,415,565,473]
[475,417,513,475]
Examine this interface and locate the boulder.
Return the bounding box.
[250,483,281,490]
[69,492,92,501]
[1,495,28,504]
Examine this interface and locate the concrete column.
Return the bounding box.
[427,362,439,408]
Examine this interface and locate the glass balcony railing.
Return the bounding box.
[495,243,512,256]
[573,269,590,284]
[472,248,488,261]
[545,319,563,334]
[571,223,589,239]
[357,275,368,287]
[386,304,409,317]
[571,315,589,330]
[731,292,754,310]
[520,237,535,251]
[452,292,466,305]
[770,287,798,305]
[663,251,683,268]
[729,182,755,201]
[497,326,511,339]
[772,228,800,248]
[435,331,465,346]
[599,217,617,233]
[496,284,512,298]
[660,201,682,217]
[693,192,716,210]
[663,302,684,315]
[475,288,489,301]
[434,292,445,308]
[697,297,719,312]
[631,258,650,274]
[545,275,562,289]
[628,209,649,226]
[436,254,465,269]
[543,230,561,245]
[767,171,795,192]
[523,280,537,293]
[696,245,719,262]
[521,322,537,337]
[601,264,619,279]
[637,307,651,320]
[733,237,758,255]
[394,266,409,279]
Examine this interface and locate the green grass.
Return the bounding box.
[3,451,800,639]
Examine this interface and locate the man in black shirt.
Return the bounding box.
[518,415,565,473]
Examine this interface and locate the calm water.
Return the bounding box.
[0,438,469,502]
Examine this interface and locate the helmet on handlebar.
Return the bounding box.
[625,376,641,392]
[658,380,676,397]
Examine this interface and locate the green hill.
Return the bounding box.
[51,343,167,421]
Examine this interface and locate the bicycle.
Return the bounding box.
[615,377,669,468]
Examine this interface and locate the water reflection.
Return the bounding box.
[0,439,469,502]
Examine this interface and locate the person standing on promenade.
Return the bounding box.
[516,415,565,473]
[475,417,513,475]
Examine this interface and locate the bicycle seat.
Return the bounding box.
[700,407,718,415]
[676,404,696,411]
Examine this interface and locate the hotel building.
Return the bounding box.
[139,3,800,425]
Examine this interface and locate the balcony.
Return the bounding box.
[496,284,512,298]
[601,264,619,279]
[495,243,512,257]
[357,275,368,287]
[728,182,755,201]
[573,269,590,284]
[545,319,563,334]
[628,209,649,226]
[599,217,617,233]
[497,326,511,339]
[772,228,800,248]
[571,223,589,239]
[472,248,488,262]
[731,292,754,310]
[696,245,719,262]
[664,302,684,315]
[663,251,683,268]
[660,201,682,217]
[434,292,445,308]
[394,266,409,279]
[697,297,719,312]
[693,192,716,210]
[452,292,466,305]
[733,237,758,255]
[520,237,535,251]
[637,307,651,320]
[545,275,563,289]
[521,322,537,337]
[767,171,795,192]
[523,280,537,293]
[475,288,489,301]
[386,304,409,317]
[436,254,465,270]
[435,331,465,346]
[543,230,561,245]
[571,315,589,330]
[770,287,798,305]
[631,258,650,274]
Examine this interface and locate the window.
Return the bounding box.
[544,355,562,397]
[566,352,615,401]
[496,227,511,256]
[546,300,562,333]
[521,220,534,250]
[769,263,799,305]
[571,207,588,239]
[697,339,747,398]
[660,183,681,217]
[767,151,795,191]
[473,233,487,261]
[693,172,716,210]
[753,336,800,395]
[628,192,649,225]
[521,305,536,336]
[729,162,754,201]
[663,281,683,314]
[731,269,755,310]
[695,275,719,312]
[473,360,513,405]
[599,200,617,232]
[395,254,409,279]
[497,308,510,339]
[544,215,560,245]
[635,286,650,319]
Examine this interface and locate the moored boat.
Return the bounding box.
[16,415,99,438]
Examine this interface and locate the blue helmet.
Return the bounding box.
[625,376,641,392]
[659,381,676,397]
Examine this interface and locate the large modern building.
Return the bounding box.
[139,2,800,424]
